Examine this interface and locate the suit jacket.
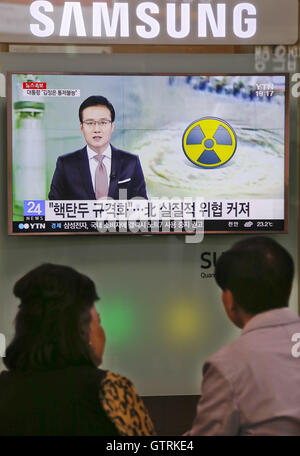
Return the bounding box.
[48,145,147,200]
[185,308,300,436]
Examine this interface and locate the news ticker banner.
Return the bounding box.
[11,198,285,233]
[0,0,298,45]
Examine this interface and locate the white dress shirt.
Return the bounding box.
[86,145,112,192]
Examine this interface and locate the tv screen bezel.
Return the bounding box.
[7,71,290,236]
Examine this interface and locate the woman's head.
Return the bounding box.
[4,264,106,371]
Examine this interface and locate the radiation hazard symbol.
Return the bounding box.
[182,117,237,168]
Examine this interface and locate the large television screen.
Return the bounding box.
[8,72,289,235]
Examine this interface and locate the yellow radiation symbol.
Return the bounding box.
[182,117,237,168]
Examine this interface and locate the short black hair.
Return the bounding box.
[4,264,99,371]
[79,96,115,123]
[215,237,294,315]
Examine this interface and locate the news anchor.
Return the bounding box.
[48,96,147,200]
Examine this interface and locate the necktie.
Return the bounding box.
[94,154,108,199]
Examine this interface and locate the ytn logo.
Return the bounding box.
[18,223,46,230]
[291,333,300,358]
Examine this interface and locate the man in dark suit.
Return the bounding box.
[48,96,147,200]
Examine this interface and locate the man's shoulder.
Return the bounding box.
[203,336,256,389]
[205,309,300,379]
[111,146,139,162]
[207,337,242,368]
[206,323,274,368]
[57,146,139,162]
[57,147,86,163]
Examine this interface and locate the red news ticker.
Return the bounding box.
[23,82,47,89]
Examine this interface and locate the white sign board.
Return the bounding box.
[0,0,298,45]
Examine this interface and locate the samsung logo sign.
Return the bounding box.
[29,1,257,39]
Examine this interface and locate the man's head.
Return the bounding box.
[79,96,115,154]
[215,237,294,327]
